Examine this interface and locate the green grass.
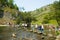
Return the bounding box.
[32,13,58,26]
[49,20,58,26]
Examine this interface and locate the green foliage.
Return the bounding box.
[0,0,8,9]
[49,20,58,26]
[7,0,18,10]
[56,31,60,35]
[18,12,36,23]
[8,0,14,8]
[16,17,21,24]
[52,1,60,25]
[14,4,19,10]
[17,12,37,27]
[42,19,49,24]
[31,1,60,26]
[0,0,18,10]
[0,0,60,27]
[0,0,8,5]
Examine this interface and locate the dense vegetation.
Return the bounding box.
[31,1,60,26]
[0,0,36,27]
[0,0,60,40]
[0,0,60,26]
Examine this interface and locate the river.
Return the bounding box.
[0,26,56,40]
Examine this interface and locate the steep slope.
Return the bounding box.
[31,4,58,25]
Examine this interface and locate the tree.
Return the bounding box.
[7,0,18,10]
[42,14,49,24]
[0,0,8,9]
[23,12,36,27]
[0,0,8,5]
[14,4,19,10]
[42,1,60,25]
[17,12,36,27]
[8,0,14,8]
[53,1,60,25]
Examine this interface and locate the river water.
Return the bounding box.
[0,26,56,40]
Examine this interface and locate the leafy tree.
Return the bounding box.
[42,14,49,24]
[52,1,60,25]
[14,4,19,10]
[24,12,36,27]
[7,0,18,10]
[0,0,8,9]
[8,0,14,8]
[0,0,8,5]
[17,12,36,27]
[16,17,21,24]
[42,1,60,25]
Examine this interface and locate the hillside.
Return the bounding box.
[0,0,19,25]
[31,4,58,25]
[0,0,59,26]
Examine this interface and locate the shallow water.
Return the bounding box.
[0,27,40,40]
[0,26,56,40]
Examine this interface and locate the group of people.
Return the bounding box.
[31,24,44,33]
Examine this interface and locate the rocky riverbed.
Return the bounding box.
[0,26,58,40]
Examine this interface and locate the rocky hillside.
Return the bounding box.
[0,0,19,25]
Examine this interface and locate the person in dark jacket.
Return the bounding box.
[38,25,44,33]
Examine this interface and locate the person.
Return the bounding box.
[38,25,44,33]
[35,24,38,28]
[41,25,44,33]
